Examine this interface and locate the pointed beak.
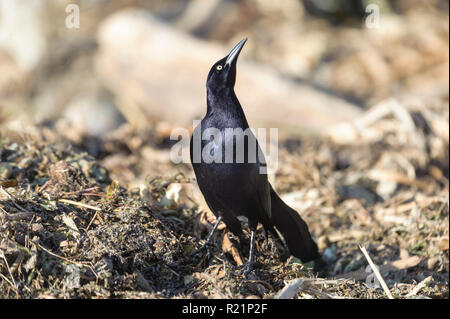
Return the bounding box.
[225,38,247,67]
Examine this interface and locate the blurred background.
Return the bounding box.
[0,0,448,133]
[0,0,449,298]
[0,0,448,182]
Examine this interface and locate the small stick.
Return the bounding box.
[359,245,394,299]
[276,278,347,299]
[34,241,99,282]
[58,199,101,211]
[86,211,99,231]
[406,276,433,297]
[0,272,17,294]
[36,179,52,194]
[33,241,88,266]
[0,252,17,293]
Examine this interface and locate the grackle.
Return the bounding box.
[190,38,319,275]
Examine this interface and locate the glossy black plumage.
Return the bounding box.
[190,39,319,272]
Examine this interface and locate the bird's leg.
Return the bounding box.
[192,216,222,257]
[238,230,255,277]
[262,228,269,250]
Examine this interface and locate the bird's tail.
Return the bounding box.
[269,184,319,262]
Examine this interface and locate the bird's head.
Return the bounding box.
[206,38,247,94]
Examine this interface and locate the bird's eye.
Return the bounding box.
[216,65,223,71]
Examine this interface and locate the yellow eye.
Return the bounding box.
[216,65,223,71]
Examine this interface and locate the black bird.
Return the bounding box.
[190,38,319,275]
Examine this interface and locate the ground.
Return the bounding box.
[0,96,448,298]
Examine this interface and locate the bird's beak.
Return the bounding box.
[225,38,247,68]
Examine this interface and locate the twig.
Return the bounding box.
[34,241,88,266]
[85,211,99,231]
[33,241,99,282]
[165,264,180,277]
[359,245,394,299]
[0,272,17,294]
[276,278,347,299]
[58,199,101,211]
[406,276,433,298]
[36,179,52,194]
[0,251,18,294]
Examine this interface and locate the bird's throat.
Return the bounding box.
[206,88,242,114]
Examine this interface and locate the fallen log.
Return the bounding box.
[95,9,362,136]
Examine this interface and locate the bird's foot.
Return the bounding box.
[236,259,254,277]
[191,216,222,259]
[191,241,213,258]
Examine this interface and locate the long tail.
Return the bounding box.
[269,184,319,262]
